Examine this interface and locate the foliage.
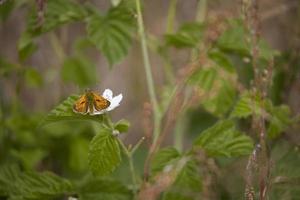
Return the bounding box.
[0,0,299,199]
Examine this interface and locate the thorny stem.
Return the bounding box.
[243,0,271,199]
[135,0,161,144]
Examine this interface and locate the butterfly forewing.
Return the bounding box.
[73,94,89,114]
[92,92,110,111]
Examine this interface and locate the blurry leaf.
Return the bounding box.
[0,165,20,196]
[270,142,300,199]
[0,164,72,199]
[111,0,122,7]
[40,95,104,126]
[0,0,14,21]
[114,119,130,133]
[61,56,97,87]
[188,68,217,91]
[0,57,17,77]
[202,80,236,117]
[230,91,262,118]
[165,22,204,48]
[87,4,135,66]
[68,136,89,172]
[24,67,43,88]
[193,120,253,157]
[79,177,133,200]
[208,49,235,73]
[163,160,202,200]
[27,0,87,35]
[17,32,38,61]
[88,128,121,176]
[267,104,292,139]
[11,149,47,169]
[217,20,249,54]
[151,147,180,175]
[258,39,279,60]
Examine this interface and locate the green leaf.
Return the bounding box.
[188,68,217,91]
[267,104,292,139]
[217,20,249,54]
[0,164,72,199]
[165,22,204,48]
[24,67,43,88]
[68,136,89,172]
[17,32,38,61]
[88,128,121,176]
[40,95,104,126]
[230,92,262,118]
[202,80,236,117]
[87,4,135,66]
[208,49,235,73]
[0,165,20,196]
[163,160,202,200]
[193,120,253,157]
[27,0,87,35]
[114,119,130,133]
[151,147,180,175]
[79,177,133,200]
[0,0,15,21]
[61,56,97,87]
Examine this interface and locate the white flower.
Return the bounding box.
[92,89,123,115]
[68,197,78,200]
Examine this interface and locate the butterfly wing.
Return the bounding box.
[92,92,110,111]
[73,94,89,114]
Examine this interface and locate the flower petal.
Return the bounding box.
[107,94,123,111]
[102,89,113,101]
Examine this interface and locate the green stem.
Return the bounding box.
[135,0,161,143]
[196,0,207,23]
[166,0,178,33]
[118,138,138,195]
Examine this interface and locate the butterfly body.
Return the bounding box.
[73,91,111,115]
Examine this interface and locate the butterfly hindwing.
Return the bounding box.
[73,94,89,114]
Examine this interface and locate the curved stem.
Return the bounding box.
[135,0,161,143]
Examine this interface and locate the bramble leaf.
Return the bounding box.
[114,119,130,133]
[87,4,135,66]
[165,22,204,48]
[40,95,104,126]
[193,120,253,157]
[88,128,121,176]
[79,177,133,200]
[0,164,72,199]
[151,147,180,175]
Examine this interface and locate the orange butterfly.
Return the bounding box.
[73,90,110,115]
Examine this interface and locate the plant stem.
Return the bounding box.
[196,0,207,23]
[118,138,138,195]
[135,0,161,143]
[166,0,177,33]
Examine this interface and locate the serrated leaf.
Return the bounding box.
[163,160,202,200]
[0,164,72,199]
[230,92,263,118]
[165,22,204,48]
[151,147,180,175]
[28,0,87,35]
[79,177,133,200]
[40,95,104,126]
[61,56,97,87]
[202,80,236,117]
[267,104,292,139]
[193,120,253,157]
[87,4,135,66]
[208,49,235,73]
[188,68,217,91]
[88,128,121,176]
[114,119,130,133]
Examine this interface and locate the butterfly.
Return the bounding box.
[73,90,111,115]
